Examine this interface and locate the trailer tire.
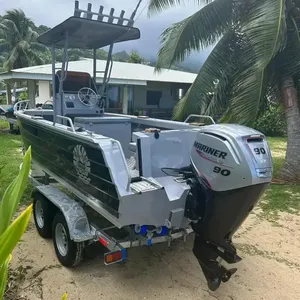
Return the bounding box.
[33,192,56,238]
[52,212,84,267]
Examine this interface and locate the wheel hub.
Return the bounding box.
[55,223,68,257]
[35,200,44,228]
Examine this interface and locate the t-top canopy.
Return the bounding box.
[37,16,140,49]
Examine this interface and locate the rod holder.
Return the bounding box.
[73,0,137,26]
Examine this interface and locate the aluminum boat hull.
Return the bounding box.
[18,117,120,215]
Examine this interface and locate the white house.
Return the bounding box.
[0,59,197,118]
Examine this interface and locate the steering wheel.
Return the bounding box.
[78,87,99,107]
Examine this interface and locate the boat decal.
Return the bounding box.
[73,145,91,184]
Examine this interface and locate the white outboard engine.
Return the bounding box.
[183,124,272,291]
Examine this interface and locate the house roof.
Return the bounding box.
[0,59,197,86]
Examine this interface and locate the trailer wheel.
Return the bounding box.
[52,212,84,267]
[33,192,56,238]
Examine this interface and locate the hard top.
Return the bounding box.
[38,16,140,49]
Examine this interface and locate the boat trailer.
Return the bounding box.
[28,162,193,266]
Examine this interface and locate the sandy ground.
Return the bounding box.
[6,209,300,300]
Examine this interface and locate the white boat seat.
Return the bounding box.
[132,130,198,178]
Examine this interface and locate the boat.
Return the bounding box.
[15,1,273,291]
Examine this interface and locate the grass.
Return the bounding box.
[0,120,299,217]
[0,120,32,204]
[259,137,300,218]
[267,137,286,178]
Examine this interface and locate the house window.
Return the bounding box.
[107,86,121,109]
[146,90,162,106]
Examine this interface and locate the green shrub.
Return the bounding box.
[18,91,28,100]
[254,104,286,137]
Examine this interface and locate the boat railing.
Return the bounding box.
[14,100,30,112]
[54,115,76,133]
[110,139,131,192]
[184,114,216,125]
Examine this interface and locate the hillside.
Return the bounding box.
[0,18,200,73]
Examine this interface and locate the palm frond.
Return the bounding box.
[25,27,39,42]
[172,30,237,120]
[17,40,30,51]
[155,0,233,70]
[3,47,19,70]
[0,41,9,52]
[204,74,232,117]
[0,19,20,38]
[26,49,46,65]
[2,9,29,38]
[30,42,50,53]
[148,0,207,15]
[240,0,287,69]
[224,67,269,126]
[273,32,300,78]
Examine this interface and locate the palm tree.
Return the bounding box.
[0,9,49,71]
[148,0,300,181]
[0,9,50,104]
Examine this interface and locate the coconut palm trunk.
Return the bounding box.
[279,76,300,180]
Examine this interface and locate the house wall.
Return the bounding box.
[133,82,179,110]
[34,79,189,117]
[36,80,51,104]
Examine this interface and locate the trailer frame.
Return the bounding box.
[29,161,194,266]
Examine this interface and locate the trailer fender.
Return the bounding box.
[35,185,94,242]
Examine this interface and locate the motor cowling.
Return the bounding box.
[188,124,273,291]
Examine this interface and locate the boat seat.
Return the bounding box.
[132,130,198,178]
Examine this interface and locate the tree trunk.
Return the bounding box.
[279,76,300,181]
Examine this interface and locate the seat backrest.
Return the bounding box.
[132,130,198,178]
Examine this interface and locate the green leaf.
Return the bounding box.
[172,30,237,120]
[0,147,31,236]
[0,204,32,267]
[61,292,68,300]
[0,255,12,299]
[148,0,206,15]
[155,0,233,70]
[241,0,287,69]
[225,67,269,126]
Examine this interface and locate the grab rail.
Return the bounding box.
[184,114,215,124]
[54,115,76,133]
[111,139,131,192]
[13,100,30,111]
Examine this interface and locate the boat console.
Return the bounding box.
[54,71,104,118]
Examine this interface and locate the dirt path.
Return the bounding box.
[7,209,300,300]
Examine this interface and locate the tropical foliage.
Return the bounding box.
[149,0,300,180]
[254,103,287,137]
[0,10,49,71]
[0,147,32,299]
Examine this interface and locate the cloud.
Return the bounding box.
[0,0,211,63]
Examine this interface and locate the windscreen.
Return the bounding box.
[55,71,97,94]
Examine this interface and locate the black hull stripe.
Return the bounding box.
[22,132,115,185]
[19,119,120,212]
[22,136,118,199]
[21,123,109,169]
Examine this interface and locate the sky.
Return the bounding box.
[0,0,212,65]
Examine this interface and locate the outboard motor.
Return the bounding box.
[184,124,272,291]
